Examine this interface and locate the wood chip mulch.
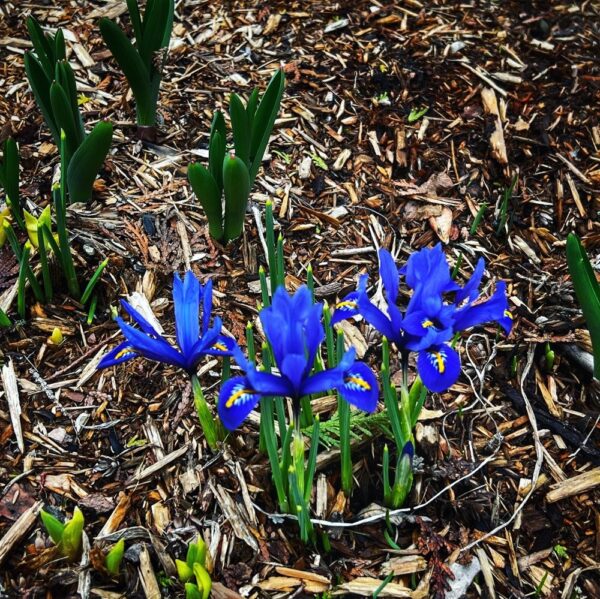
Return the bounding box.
[0,0,599,597]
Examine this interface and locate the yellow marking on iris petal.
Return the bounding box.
[433,352,445,373]
[345,376,371,390]
[422,320,434,328]
[226,388,254,409]
[504,310,513,320]
[212,342,227,351]
[336,300,357,310]
[115,347,134,360]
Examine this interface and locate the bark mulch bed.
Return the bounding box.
[0,0,599,597]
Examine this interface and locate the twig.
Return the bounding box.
[460,345,544,553]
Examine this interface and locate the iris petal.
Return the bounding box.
[456,258,484,304]
[116,316,187,369]
[281,353,309,396]
[173,271,200,356]
[98,341,139,368]
[120,300,160,337]
[201,279,213,335]
[379,249,400,305]
[417,344,461,393]
[339,361,379,412]
[204,334,237,356]
[331,275,368,325]
[356,294,399,342]
[300,367,344,396]
[453,282,510,333]
[246,370,294,396]
[218,376,262,430]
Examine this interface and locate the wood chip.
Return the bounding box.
[138,544,161,599]
[0,500,42,566]
[546,467,600,503]
[1,360,23,453]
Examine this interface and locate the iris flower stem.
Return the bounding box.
[304,416,319,503]
[261,394,288,512]
[382,445,392,506]
[191,374,222,451]
[337,329,352,495]
[292,401,305,497]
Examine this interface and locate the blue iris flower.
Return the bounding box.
[218,285,379,431]
[98,271,235,373]
[332,245,512,393]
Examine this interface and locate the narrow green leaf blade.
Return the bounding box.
[138,0,170,67]
[248,69,285,183]
[55,61,84,145]
[26,17,55,78]
[126,0,144,44]
[50,82,81,161]
[99,18,152,122]
[24,53,60,144]
[81,258,109,305]
[0,307,10,328]
[61,507,84,561]
[105,538,125,576]
[229,93,250,166]
[222,153,250,242]
[566,233,600,378]
[54,28,66,61]
[188,163,223,240]
[66,120,113,204]
[40,509,65,545]
[245,87,259,131]
[208,127,225,192]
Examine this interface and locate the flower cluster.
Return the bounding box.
[332,244,512,392]
[218,285,378,430]
[98,271,235,372]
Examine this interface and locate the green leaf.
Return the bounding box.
[138,0,171,67]
[210,110,226,142]
[248,69,285,184]
[54,28,66,61]
[40,509,65,544]
[0,307,10,328]
[24,53,60,144]
[99,18,153,124]
[176,558,194,582]
[186,537,206,567]
[55,61,84,145]
[81,258,109,305]
[185,542,197,568]
[26,16,55,78]
[193,563,212,599]
[184,583,202,599]
[245,87,259,131]
[66,120,113,204]
[208,130,225,193]
[566,233,600,379]
[61,506,84,561]
[105,539,125,576]
[229,93,250,166]
[222,153,250,242]
[188,162,223,240]
[160,0,175,49]
[126,0,144,44]
[50,82,81,162]
[1,138,24,226]
[408,106,429,123]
